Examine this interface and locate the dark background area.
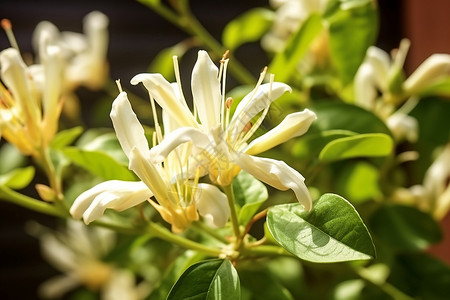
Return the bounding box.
[1,0,448,299]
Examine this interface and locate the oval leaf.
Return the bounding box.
[167,259,240,300]
[319,133,393,162]
[223,8,274,50]
[267,193,375,262]
[50,126,83,149]
[62,147,136,181]
[233,171,268,225]
[0,166,35,189]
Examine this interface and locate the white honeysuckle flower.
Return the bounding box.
[0,45,64,156]
[392,144,450,220]
[71,90,230,232]
[133,50,316,211]
[29,220,146,300]
[33,11,109,90]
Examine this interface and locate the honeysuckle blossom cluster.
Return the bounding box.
[354,39,450,142]
[70,50,316,232]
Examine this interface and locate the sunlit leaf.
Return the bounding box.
[0,166,35,189]
[233,171,268,225]
[167,259,240,300]
[269,14,323,82]
[319,133,393,162]
[50,126,83,149]
[223,8,274,50]
[0,143,26,174]
[267,193,375,262]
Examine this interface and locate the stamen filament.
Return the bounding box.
[1,19,20,52]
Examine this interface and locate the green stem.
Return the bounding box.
[0,185,67,218]
[192,221,228,244]
[138,0,256,85]
[223,184,241,245]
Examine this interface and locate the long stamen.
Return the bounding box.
[115,79,123,93]
[220,59,229,129]
[1,19,20,52]
[172,56,187,106]
[148,91,163,144]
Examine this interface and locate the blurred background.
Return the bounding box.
[1,0,449,298]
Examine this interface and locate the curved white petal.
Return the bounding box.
[38,274,80,299]
[403,53,450,95]
[232,152,312,211]
[230,82,292,140]
[195,183,230,228]
[354,62,377,109]
[191,50,221,128]
[130,73,197,128]
[128,147,168,201]
[70,180,152,224]
[149,127,211,163]
[110,92,149,159]
[245,109,316,155]
[386,113,418,143]
[366,46,391,91]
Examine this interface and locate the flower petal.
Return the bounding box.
[232,152,312,211]
[149,127,211,163]
[70,180,152,224]
[245,109,316,155]
[131,73,198,128]
[191,50,221,128]
[230,82,292,140]
[195,183,230,228]
[110,91,149,159]
[354,62,378,109]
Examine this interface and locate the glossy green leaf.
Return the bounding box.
[167,259,240,300]
[267,193,375,262]
[325,0,378,84]
[370,205,442,251]
[223,8,274,50]
[62,147,136,181]
[319,133,393,162]
[233,171,268,225]
[309,102,391,135]
[269,14,323,82]
[0,166,35,189]
[50,126,83,149]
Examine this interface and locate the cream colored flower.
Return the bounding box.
[33,11,109,90]
[28,220,146,300]
[70,90,229,233]
[0,44,63,156]
[133,50,316,211]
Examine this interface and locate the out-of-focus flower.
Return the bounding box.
[71,89,230,233]
[33,11,109,90]
[134,50,316,211]
[0,43,63,156]
[262,0,328,52]
[354,39,450,142]
[28,220,147,300]
[393,144,450,220]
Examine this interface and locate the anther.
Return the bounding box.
[225,97,233,109]
[243,121,252,133]
[1,19,20,51]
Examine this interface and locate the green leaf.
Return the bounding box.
[222,8,274,50]
[310,102,391,135]
[269,14,323,82]
[388,253,450,300]
[62,147,136,181]
[325,0,378,84]
[370,205,442,251]
[233,171,268,225]
[148,44,189,82]
[240,269,293,300]
[267,193,375,262]
[167,259,240,300]
[0,166,35,189]
[319,133,393,162]
[80,132,129,165]
[50,126,83,149]
[0,143,26,174]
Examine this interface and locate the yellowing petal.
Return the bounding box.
[245,109,316,155]
[232,152,312,211]
[191,50,221,128]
